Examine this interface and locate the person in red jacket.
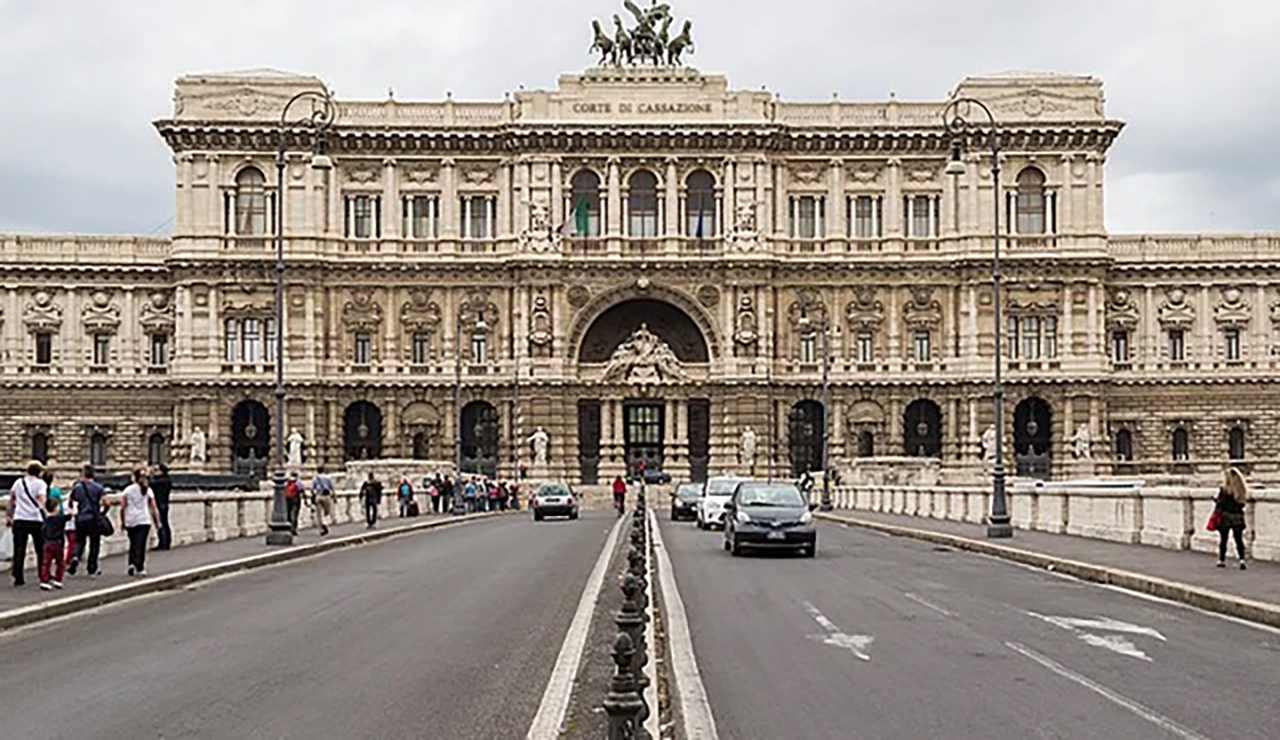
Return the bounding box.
[284,472,303,536]
[612,475,627,514]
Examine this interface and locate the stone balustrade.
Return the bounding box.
[829,482,1280,562]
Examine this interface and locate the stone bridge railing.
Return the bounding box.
[829,482,1280,562]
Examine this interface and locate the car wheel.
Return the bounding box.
[569,511,579,520]
[534,511,544,522]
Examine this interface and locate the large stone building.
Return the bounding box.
[3,33,1278,484]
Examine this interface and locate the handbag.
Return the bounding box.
[1206,510,1221,532]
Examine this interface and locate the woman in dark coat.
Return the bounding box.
[1214,468,1249,569]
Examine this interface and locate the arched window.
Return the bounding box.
[31,432,49,464]
[1114,429,1134,462]
[788,400,825,476]
[1229,426,1246,462]
[89,432,108,468]
[1015,168,1046,235]
[685,170,716,238]
[627,170,659,237]
[235,168,269,236]
[569,170,602,238]
[857,430,875,458]
[1172,427,1190,461]
[903,400,942,458]
[148,433,167,466]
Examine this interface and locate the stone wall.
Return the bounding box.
[830,482,1280,562]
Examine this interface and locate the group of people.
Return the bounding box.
[5,461,170,588]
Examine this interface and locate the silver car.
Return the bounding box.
[697,476,747,530]
[532,483,579,521]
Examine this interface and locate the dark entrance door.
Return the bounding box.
[344,401,383,461]
[461,401,500,478]
[687,399,710,483]
[789,400,825,477]
[903,399,943,458]
[578,400,602,485]
[231,401,269,480]
[624,401,664,478]
[1014,397,1052,479]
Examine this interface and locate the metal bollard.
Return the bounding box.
[617,573,645,676]
[603,632,644,740]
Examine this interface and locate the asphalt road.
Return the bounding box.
[661,513,1280,740]
[0,512,616,740]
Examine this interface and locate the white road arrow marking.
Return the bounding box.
[1026,611,1167,662]
[803,601,874,661]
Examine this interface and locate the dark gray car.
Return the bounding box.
[723,481,817,557]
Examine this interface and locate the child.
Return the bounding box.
[40,497,68,590]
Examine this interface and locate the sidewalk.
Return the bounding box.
[0,514,455,614]
[824,510,1280,615]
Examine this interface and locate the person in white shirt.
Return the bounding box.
[6,460,48,587]
[118,468,160,577]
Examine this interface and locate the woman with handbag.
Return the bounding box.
[119,469,160,577]
[1212,468,1249,570]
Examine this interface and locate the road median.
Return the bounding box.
[818,511,1280,630]
[0,511,505,633]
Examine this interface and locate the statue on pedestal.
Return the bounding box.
[189,426,207,467]
[1071,423,1093,460]
[529,426,550,466]
[287,428,305,471]
[739,426,757,472]
[980,425,997,467]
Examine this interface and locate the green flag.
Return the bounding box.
[574,194,591,236]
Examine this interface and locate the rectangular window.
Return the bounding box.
[411,332,431,365]
[354,332,372,365]
[1169,329,1186,361]
[852,196,880,238]
[799,333,816,363]
[464,196,493,239]
[1224,328,1241,361]
[349,195,376,239]
[149,334,169,367]
[1007,316,1020,359]
[855,332,874,363]
[1022,316,1041,360]
[92,335,110,366]
[242,319,262,363]
[909,195,934,237]
[471,333,488,363]
[913,330,931,362]
[35,332,53,365]
[224,319,238,362]
[406,196,439,239]
[264,319,277,363]
[791,197,821,239]
[1044,317,1058,359]
[1111,330,1130,363]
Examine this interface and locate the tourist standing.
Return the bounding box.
[39,497,68,590]
[119,468,160,577]
[397,476,414,518]
[361,473,383,529]
[150,464,173,550]
[498,481,510,511]
[311,467,335,536]
[43,470,75,567]
[487,478,500,512]
[1214,468,1250,569]
[441,475,454,513]
[6,461,48,587]
[427,477,441,514]
[69,465,107,577]
[465,478,478,513]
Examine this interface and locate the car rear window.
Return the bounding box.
[676,485,702,499]
[705,479,742,495]
[737,483,805,507]
[537,485,570,497]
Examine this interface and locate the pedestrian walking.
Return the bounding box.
[487,479,500,512]
[465,478,478,513]
[1213,468,1250,569]
[361,473,383,528]
[39,497,68,590]
[150,464,173,550]
[69,465,107,577]
[441,475,454,513]
[397,476,414,518]
[498,481,510,511]
[428,477,441,514]
[43,470,75,568]
[311,467,335,536]
[6,460,48,587]
[119,468,160,577]
[612,475,627,515]
[285,472,303,536]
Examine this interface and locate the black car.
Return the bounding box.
[723,481,817,557]
[632,469,672,486]
[670,482,703,521]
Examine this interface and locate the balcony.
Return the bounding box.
[623,238,662,256]
[564,237,606,256]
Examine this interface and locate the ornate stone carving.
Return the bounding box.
[461,165,495,186]
[519,201,563,254]
[848,163,882,185]
[733,296,759,357]
[345,164,381,184]
[402,163,440,185]
[529,295,554,357]
[400,289,442,334]
[1105,288,1140,331]
[140,291,176,334]
[1157,287,1195,330]
[726,200,760,252]
[567,285,591,309]
[81,291,122,335]
[788,162,825,186]
[903,286,943,330]
[696,285,720,309]
[23,291,63,334]
[601,323,688,383]
[787,289,828,330]
[1214,286,1251,329]
[460,291,499,334]
[906,166,938,183]
[846,286,884,331]
[343,288,384,333]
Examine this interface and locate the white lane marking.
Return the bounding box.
[526,515,626,740]
[1006,642,1211,740]
[1093,582,1280,637]
[652,512,720,740]
[903,592,955,617]
[802,601,874,661]
[1026,611,1165,662]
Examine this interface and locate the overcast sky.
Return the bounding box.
[1,0,1277,236]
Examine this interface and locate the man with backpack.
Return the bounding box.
[311,467,335,536]
[6,460,48,587]
[285,472,304,536]
[69,465,108,577]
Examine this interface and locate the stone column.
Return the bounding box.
[514,158,530,235]
[1060,154,1074,236]
[383,159,400,239]
[304,288,316,364]
[122,288,136,369]
[757,159,772,237]
[886,285,901,362]
[328,399,341,469]
[441,159,458,239]
[885,159,902,237]
[208,286,221,365]
[1063,398,1075,461]
[666,158,680,238]
[497,161,512,239]
[550,159,564,228]
[384,395,398,458]
[305,401,317,471]
[606,158,622,238]
[1061,284,1074,359]
[888,397,902,455]
[1086,283,1100,357]
[773,163,788,239]
[827,158,842,239]
[177,286,194,363]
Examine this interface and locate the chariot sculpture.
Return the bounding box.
[591,0,695,67]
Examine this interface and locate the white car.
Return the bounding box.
[697,477,747,530]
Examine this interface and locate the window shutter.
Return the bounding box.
[1005,191,1014,234]
[343,196,351,238]
[375,196,382,238]
[269,192,277,235]
[224,192,232,235]
[1050,191,1058,234]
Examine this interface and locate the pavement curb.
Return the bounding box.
[0,512,505,633]
[817,512,1280,630]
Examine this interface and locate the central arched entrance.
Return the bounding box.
[1014,397,1052,479]
[461,401,500,477]
[344,401,383,461]
[231,400,269,479]
[578,299,710,364]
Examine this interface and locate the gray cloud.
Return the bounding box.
[2,0,1277,235]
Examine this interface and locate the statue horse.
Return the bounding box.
[667,20,694,66]
[613,15,634,65]
[590,19,616,65]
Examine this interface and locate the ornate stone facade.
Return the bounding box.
[2,62,1277,484]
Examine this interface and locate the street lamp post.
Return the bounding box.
[266,90,335,546]
[820,321,832,512]
[942,97,1013,539]
[453,309,486,515]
